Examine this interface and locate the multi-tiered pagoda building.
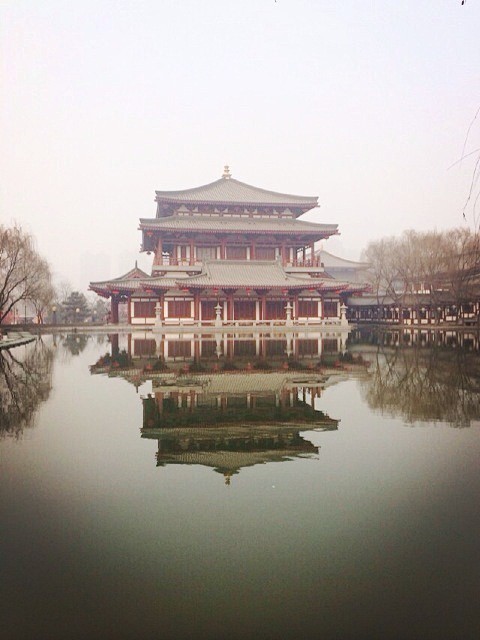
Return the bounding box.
[90,168,364,326]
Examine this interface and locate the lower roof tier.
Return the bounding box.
[90,260,367,298]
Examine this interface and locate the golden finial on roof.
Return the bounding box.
[222,165,231,179]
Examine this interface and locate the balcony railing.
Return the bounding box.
[288,258,323,268]
[153,256,199,266]
[153,255,324,268]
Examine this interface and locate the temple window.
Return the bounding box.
[226,246,247,260]
[133,301,156,317]
[233,300,256,319]
[197,246,217,261]
[200,301,217,321]
[168,300,192,318]
[323,301,338,317]
[298,300,318,317]
[256,246,276,260]
[266,300,287,319]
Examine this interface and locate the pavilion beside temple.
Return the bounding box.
[90,168,365,326]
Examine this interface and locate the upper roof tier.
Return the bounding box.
[154,169,318,216]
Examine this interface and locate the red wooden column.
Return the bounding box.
[190,240,195,265]
[223,289,235,321]
[192,290,200,323]
[254,289,268,321]
[293,293,299,321]
[250,239,256,260]
[220,238,226,260]
[310,241,315,263]
[111,296,120,324]
[281,241,286,265]
[156,237,163,265]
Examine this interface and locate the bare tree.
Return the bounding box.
[0,225,54,324]
[441,227,480,306]
[363,228,480,324]
[31,262,56,324]
[363,235,410,322]
[55,280,73,305]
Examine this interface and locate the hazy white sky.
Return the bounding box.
[1,1,479,290]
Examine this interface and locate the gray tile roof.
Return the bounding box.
[89,274,181,293]
[175,260,347,290]
[140,215,338,236]
[155,176,318,207]
[90,263,155,293]
[316,249,370,269]
[90,261,365,295]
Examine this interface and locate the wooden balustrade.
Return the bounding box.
[153,254,323,268]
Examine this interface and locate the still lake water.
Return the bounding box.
[1,330,480,640]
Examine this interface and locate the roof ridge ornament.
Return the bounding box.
[222,165,231,179]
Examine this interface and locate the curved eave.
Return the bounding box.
[154,177,318,211]
[90,284,139,297]
[176,281,348,292]
[139,223,338,237]
[344,284,372,295]
[90,276,185,296]
[90,279,367,296]
[156,197,317,210]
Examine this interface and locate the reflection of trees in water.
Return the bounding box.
[0,340,54,437]
[361,346,480,427]
[61,333,89,356]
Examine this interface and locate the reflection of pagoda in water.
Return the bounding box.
[90,333,356,481]
[109,330,349,363]
[142,370,339,483]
